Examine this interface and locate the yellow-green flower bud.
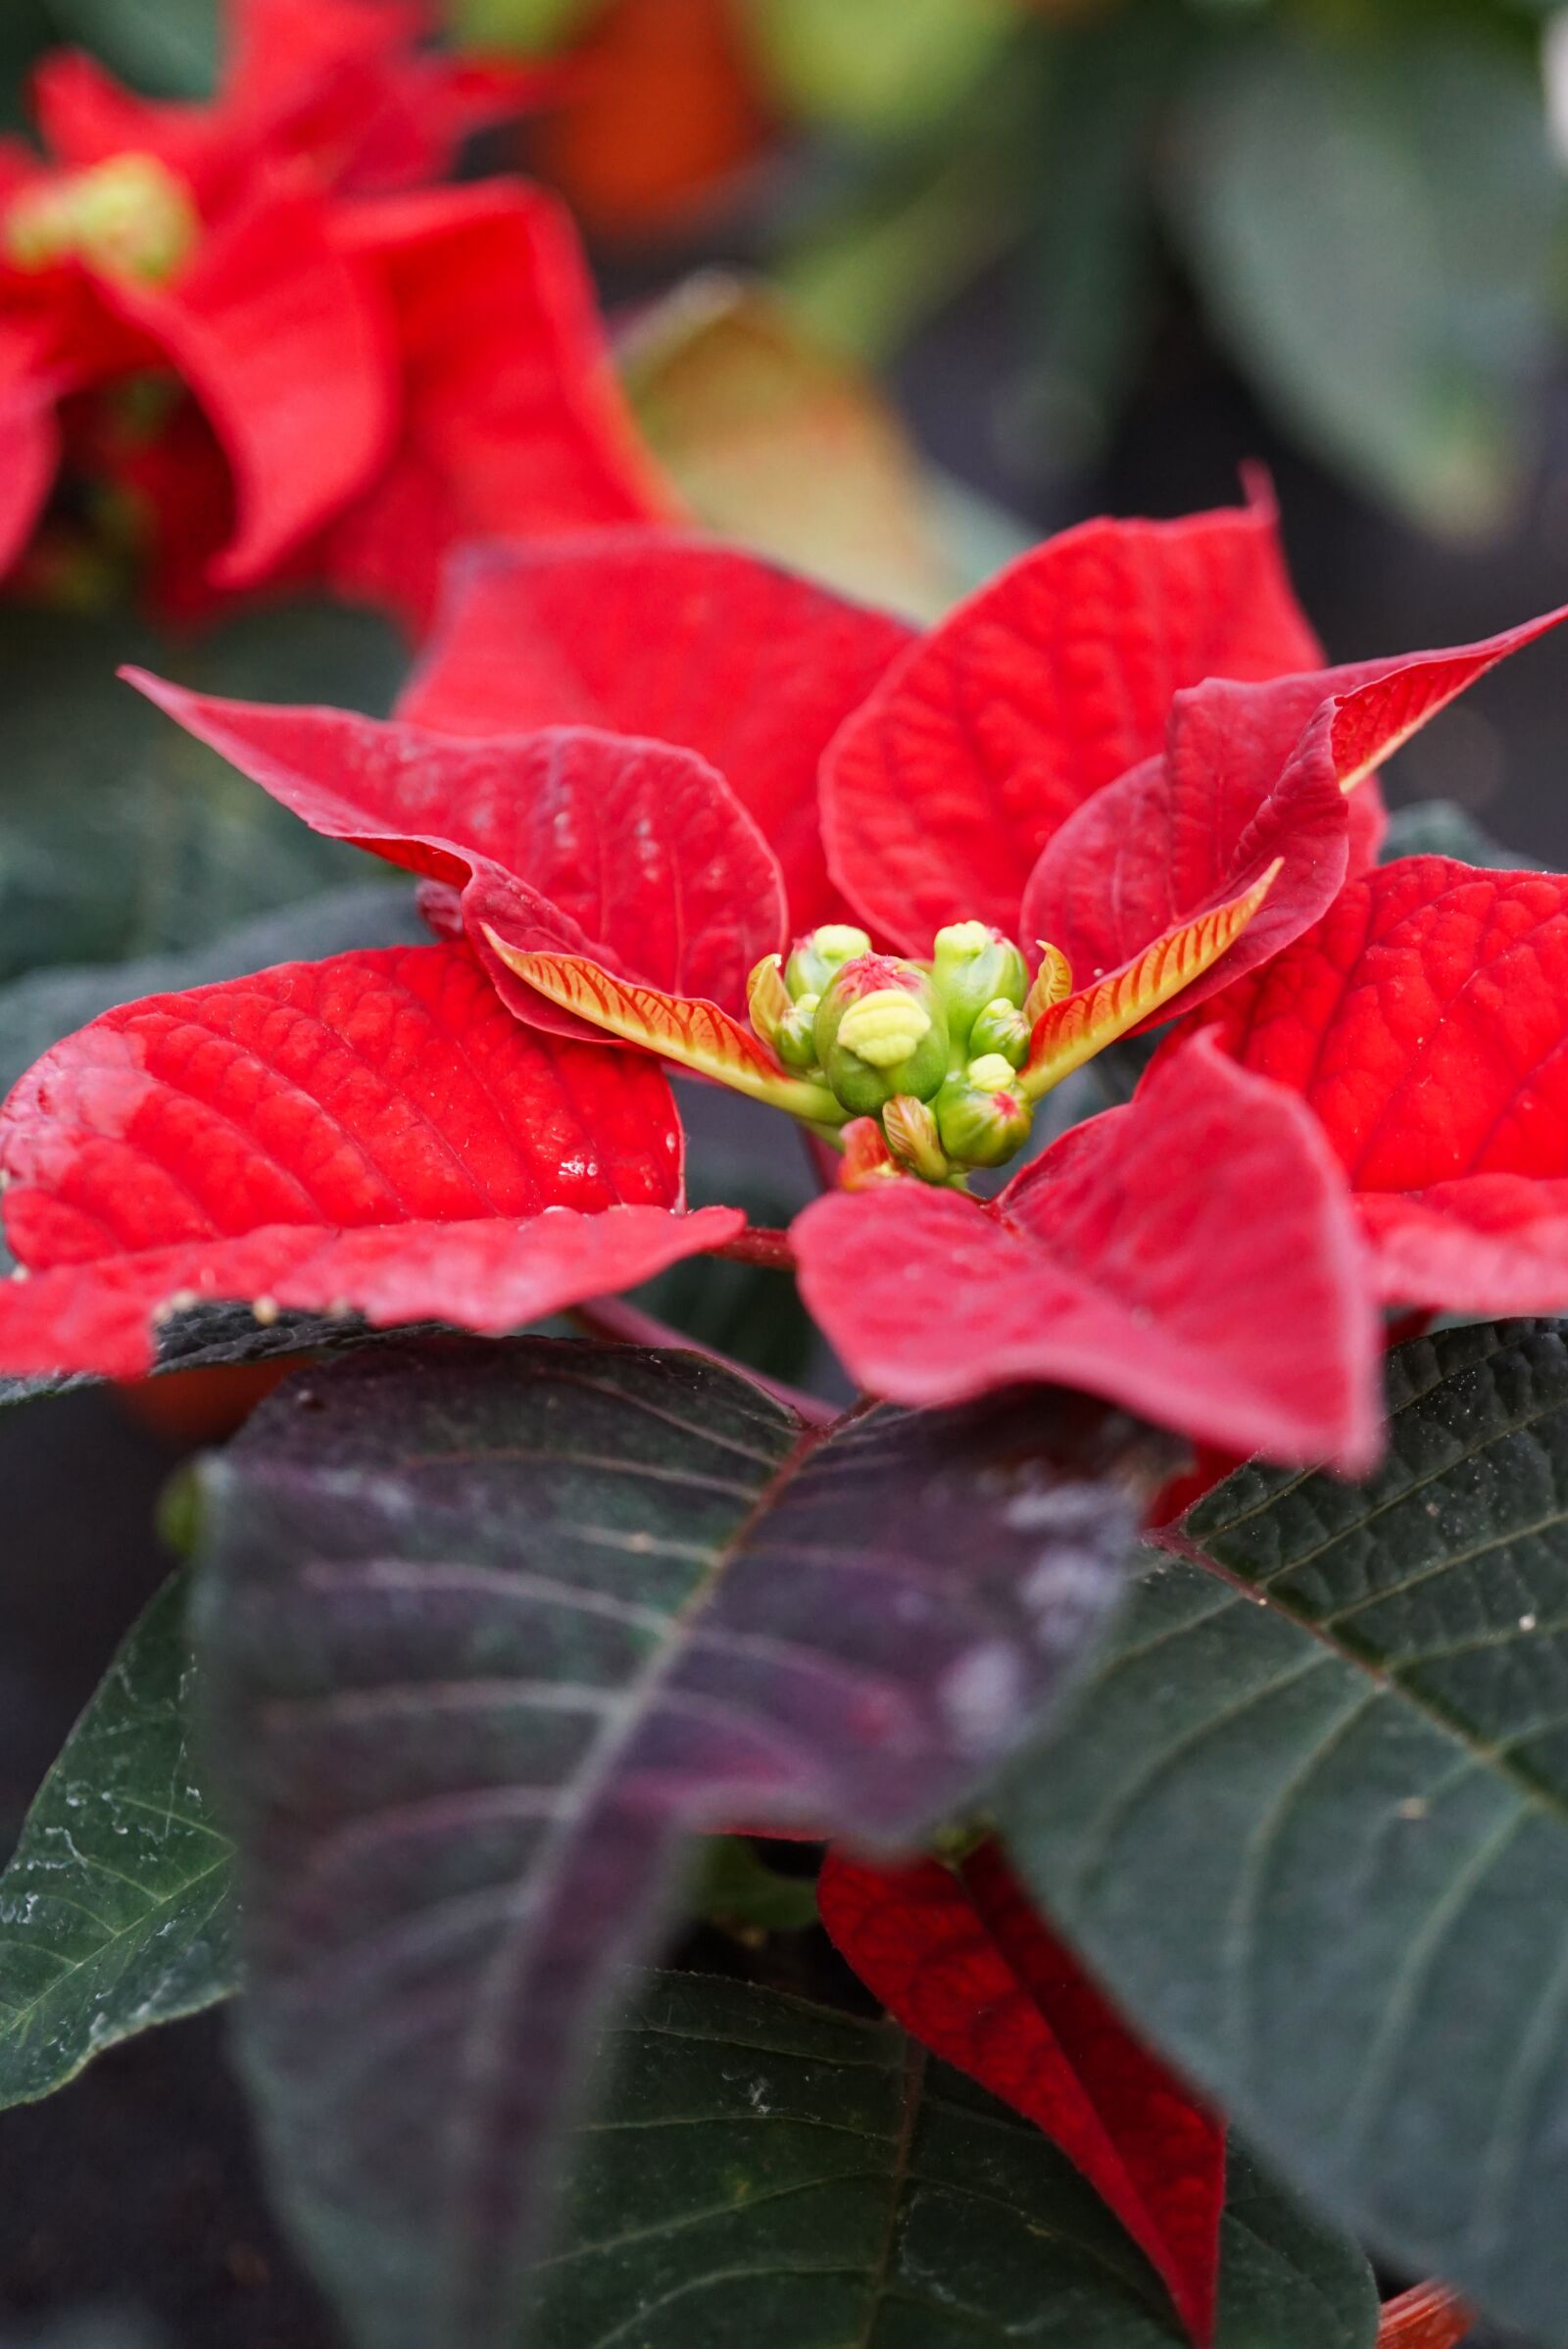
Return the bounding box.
[7,154,198,285]
[882,1094,950,1182]
[775,993,820,1073]
[814,955,950,1116]
[935,1067,1033,1168]
[967,997,1030,1068]
[930,921,1029,1052]
[785,924,871,1003]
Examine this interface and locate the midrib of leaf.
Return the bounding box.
[854,2037,927,2349]
[0,1844,232,2089]
[445,1406,827,2322]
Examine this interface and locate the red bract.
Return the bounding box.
[1020,609,1567,1025]
[0,942,739,1378]
[394,512,1562,1061]
[1191,855,1568,1316]
[400,534,914,927]
[0,0,668,625]
[29,0,547,211]
[795,1033,1381,1472]
[819,1842,1227,2348]
[122,672,787,1033]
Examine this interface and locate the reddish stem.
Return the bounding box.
[712,1226,796,1271]
[566,1295,837,1427]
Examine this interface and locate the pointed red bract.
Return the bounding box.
[1023,612,1567,1016]
[820,1844,1226,2348]
[321,184,677,632]
[0,941,740,1377]
[400,535,914,928]
[32,0,542,209]
[820,496,1321,953]
[106,181,397,586]
[794,1033,1379,1469]
[1021,863,1280,1099]
[1193,856,1568,1314]
[124,673,786,1027]
[1375,2283,1473,2349]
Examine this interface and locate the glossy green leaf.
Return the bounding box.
[196,1338,1163,2349]
[1163,27,1558,534]
[530,1969,1380,2348]
[0,600,402,983]
[996,1318,1568,2345]
[0,1571,234,2110]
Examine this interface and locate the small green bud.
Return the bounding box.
[967,997,1030,1068]
[935,1067,1033,1168]
[775,993,820,1072]
[814,955,950,1116]
[882,1094,950,1182]
[785,924,871,1002]
[931,921,1029,1052]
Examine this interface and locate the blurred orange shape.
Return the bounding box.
[533,0,770,238]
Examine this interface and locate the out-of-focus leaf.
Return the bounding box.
[530,1970,1380,2349]
[0,600,404,982]
[448,0,606,53]
[690,1836,819,1933]
[42,0,217,95]
[1162,28,1558,535]
[740,0,1017,137]
[196,1338,1164,2349]
[0,1572,233,2110]
[0,0,53,129]
[996,1318,1568,2344]
[0,880,423,1111]
[633,1167,816,1388]
[1380,798,1537,869]
[621,272,956,615]
[1024,0,1181,471]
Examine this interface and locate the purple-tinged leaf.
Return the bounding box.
[195,1338,1167,2349]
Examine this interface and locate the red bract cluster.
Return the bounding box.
[66,495,1553,1473]
[0,496,1558,1468]
[0,0,670,628]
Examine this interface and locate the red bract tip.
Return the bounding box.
[0,942,742,1378]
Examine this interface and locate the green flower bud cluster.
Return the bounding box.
[749,920,1044,1180]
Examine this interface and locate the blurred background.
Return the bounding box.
[1,2,1564,2341]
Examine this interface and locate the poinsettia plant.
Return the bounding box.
[0,0,669,630]
[5,477,1568,2349]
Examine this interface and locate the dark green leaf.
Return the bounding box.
[1381,798,1538,869]
[42,0,217,93]
[1162,27,1558,533]
[689,1836,820,1934]
[995,1318,1568,2344]
[0,600,404,983]
[195,1339,1164,2349]
[530,1970,1379,2348]
[0,1571,233,2110]
[0,879,423,1110]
